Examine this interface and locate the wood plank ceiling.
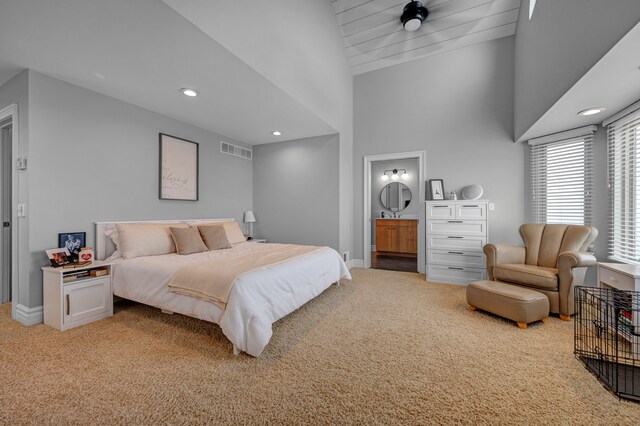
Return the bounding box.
[333,0,521,75]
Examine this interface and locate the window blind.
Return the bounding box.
[530,133,594,225]
[607,108,640,264]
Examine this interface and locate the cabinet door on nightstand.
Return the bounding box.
[63,278,111,324]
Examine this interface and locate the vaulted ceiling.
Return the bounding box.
[333,0,521,75]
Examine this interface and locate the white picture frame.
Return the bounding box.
[429,179,444,200]
[159,133,199,201]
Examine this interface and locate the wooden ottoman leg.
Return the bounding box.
[468,306,477,312]
[560,315,571,321]
[517,322,527,329]
[541,318,548,324]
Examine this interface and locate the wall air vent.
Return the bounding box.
[220,141,252,160]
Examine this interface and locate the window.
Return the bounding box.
[607,108,640,264]
[530,130,594,225]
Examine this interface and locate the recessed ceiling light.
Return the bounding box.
[271,131,282,136]
[578,108,605,116]
[181,88,199,97]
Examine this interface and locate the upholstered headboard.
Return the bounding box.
[95,218,235,260]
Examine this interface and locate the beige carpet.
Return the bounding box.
[1,269,639,425]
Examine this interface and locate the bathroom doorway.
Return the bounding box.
[363,151,426,273]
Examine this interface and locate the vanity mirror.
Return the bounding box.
[380,182,412,212]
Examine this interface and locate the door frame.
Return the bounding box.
[0,104,19,315]
[363,150,426,273]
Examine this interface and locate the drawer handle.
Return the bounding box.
[447,236,463,239]
[66,294,70,316]
[448,220,463,223]
[433,205,449,208]
[448,251,464,255]
[448,267,464,270]
[462,205,479,207]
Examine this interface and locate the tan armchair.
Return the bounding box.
[484,224,598,320]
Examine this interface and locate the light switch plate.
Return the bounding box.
[17,203,26,217]
[488,203,495,211]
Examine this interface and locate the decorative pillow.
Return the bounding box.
[222,222,247,245]
[169,227,209,255]
[187,220,228,228]
[198,225,232,250]
[116,223,187,259]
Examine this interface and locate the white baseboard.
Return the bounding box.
[14,304,43,326]
[348,259,364,269]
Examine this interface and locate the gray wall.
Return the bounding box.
[253,134,340,250]
[24,71,253,307]
[371,158,419,246]
[354,37,523,261]
[514,0,640,140]
[164,0,354,259]
[0,70,30,308]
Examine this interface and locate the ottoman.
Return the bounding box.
[466,280,549,329]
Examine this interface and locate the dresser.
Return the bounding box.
[425,200,489,285]
[375,219,418,257]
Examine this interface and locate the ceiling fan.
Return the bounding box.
[400,1,429,32]
[333,0,520,67]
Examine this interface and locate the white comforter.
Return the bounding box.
[111,242,351,356]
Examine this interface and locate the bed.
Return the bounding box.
[96,219,351,357]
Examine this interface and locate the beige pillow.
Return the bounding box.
[198,225,232,250]
[169,227,209,255]
[186,220,228,228]
[116,223,187,259]
[223,222,247,245]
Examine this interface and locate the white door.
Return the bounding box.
[0,122,11,304]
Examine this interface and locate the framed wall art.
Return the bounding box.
[429,179,445,200]
[159,133,199,201]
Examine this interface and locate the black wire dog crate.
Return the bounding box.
[574,286,640,402]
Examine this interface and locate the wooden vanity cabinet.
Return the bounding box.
[375,219,418,256]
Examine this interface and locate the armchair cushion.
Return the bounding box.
[493,264,558,290]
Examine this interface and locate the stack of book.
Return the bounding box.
[62,270,90,283]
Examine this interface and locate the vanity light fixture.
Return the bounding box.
[578,107,605,116]
[181,88,199,97]
[382,169,409,181]
[271,130,282,136]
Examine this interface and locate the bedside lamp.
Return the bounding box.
[243,211,256,238]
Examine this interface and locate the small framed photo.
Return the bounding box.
[429,179,445,200]
[46,248,72,267]
[59,232,86,261]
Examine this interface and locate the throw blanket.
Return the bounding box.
[167,244,322,309]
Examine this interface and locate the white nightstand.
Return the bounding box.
[247,238,267,243]
[42,260,114,331]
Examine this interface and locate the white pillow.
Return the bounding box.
[116,223,187,259]
[222,222,247,245]
[104,228,122,259]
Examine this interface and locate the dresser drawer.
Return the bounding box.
[426,203,455,220]
[428,250,486,268]
[456,204,487,220]
[427,265,486,285]
[427,220,486,236]
[598,267,636,291]
[427,235,486,251]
